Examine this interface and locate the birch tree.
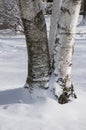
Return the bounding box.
[83,0,86,20]
[54,0,82,104]
[80,0,86,25]
[18,0,50,90]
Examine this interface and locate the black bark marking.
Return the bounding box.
[58,23,70,33]
[55,38,59,44]
[69,63,72,66]
[58,84,77,104]
[34,10,46,31]
[61,7,71,15]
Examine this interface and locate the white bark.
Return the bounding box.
[49,0,62,65]
[18,0,50,90]
[54,0,82,104]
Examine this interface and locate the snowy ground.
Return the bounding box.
[0,16,86,130]
[0,36,27,90]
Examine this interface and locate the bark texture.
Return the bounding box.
[0,0,22,30]
[18,0,50,90]
[54,0,82,104]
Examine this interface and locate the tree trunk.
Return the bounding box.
[83,0,86,18]
[79,0,86,25]
[54,0,82,104]
[49,0,62,66]
[18,0,50,90]
[82,0,86,24]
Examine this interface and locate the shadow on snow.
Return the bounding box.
[0,87,53,106]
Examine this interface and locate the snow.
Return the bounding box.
[0,36,27,90]
[0,15,86,130]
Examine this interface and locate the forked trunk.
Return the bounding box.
[54,0,82,104]
[18,0,50,90]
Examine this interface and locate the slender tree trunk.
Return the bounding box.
[54,0,82,104]
[18,0,50,90]
[49,0,62,65]
[82,0,86,24]
[83,0,86,19]
[79,0,86,25]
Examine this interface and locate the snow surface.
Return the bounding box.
[0,16,86,130]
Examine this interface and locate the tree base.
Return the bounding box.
[24,81,49,92]
[54,82,77,104]
[58,92,77,104]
